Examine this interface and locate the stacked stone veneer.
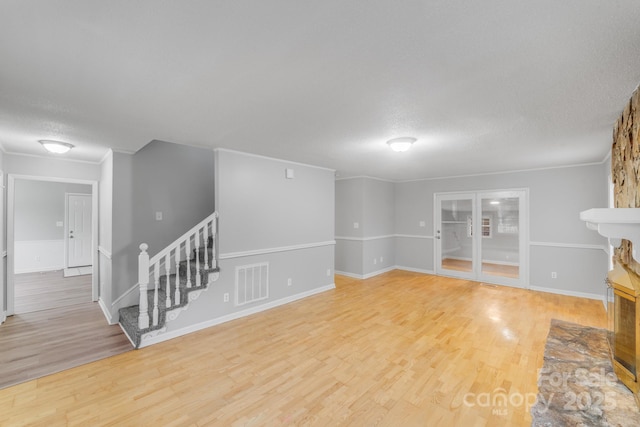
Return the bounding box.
[612,86,640,276]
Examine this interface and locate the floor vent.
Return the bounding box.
[235,262,269,306]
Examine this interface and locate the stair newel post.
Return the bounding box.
[152,262,159,326]
[174,245,181,304]
[186,236,192,288]
[203,224,210,270]
[137,244,150,329]
[165,253,172,308]
[195,228,201,287]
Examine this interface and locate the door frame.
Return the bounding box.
[434,188,529,288]
[6,175,99,316]
[65,192,93,268]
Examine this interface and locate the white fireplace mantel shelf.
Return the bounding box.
[580,208,640,263]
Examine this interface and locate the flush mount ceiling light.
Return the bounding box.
[39,140,74,154]
[387,137,416,152]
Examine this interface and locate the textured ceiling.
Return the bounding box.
[1,1,639,180]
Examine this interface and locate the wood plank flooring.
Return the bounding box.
[0,270,606,426]
[0,302,132,390]
[14,270,92,314]
[442,258,519,279]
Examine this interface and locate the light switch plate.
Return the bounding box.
[155,212,163,221]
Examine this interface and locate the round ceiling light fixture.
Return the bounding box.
[387,137,416,152]
[39,140,74,154]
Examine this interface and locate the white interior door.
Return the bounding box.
[435,190,528,288]
[67,194,92,268]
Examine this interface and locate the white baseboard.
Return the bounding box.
[529,285,604,302]
[98,297,116,325]
[139,283,336,348]
[335,270,365,279]
[395,266,436,275]
[336,266,435,279]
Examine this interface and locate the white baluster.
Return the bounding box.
[186,235,192,288]
[195,229,201,287]
[203,224,209,270]
[165,253,171,308]
[212,214,218,269]
[152,263,159,326]
[174,246,181,304]
[138,244,150,329]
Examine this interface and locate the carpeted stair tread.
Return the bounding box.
[118,244,219,348]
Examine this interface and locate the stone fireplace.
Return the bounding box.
[607,263,640,405]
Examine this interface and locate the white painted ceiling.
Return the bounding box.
[1,1,639,180]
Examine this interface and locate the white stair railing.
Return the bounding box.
[137,211,219,329]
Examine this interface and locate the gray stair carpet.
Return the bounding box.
[119,240,218,348]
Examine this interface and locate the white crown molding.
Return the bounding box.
[4,150,102,165]
[214,147,335,173]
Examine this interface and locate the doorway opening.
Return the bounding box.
[435,189,529,288]
[7,175,98,315]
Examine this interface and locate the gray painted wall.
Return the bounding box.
[158,149,336,336]
[106,142,216,314]
[4,153,101,181]
[335,163,609,297]
[392,163,608,295]
[217,150,334,254]
[14,180,91,241]
[335,177,396,277]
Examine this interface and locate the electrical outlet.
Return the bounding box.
[326,269,331,276]
[155,211,163,221]
[419,221,426,227]
[223,293,229,302]
[380,256,383,263]
[353,222,359,229]
[373,258,377,265]
[287,278,292,286]
[551,272,557,279]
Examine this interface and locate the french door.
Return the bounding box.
[435,189,528,288]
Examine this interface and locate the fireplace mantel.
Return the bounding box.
[580,208,640,263]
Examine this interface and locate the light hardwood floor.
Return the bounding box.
[0,271,606,426]
[442,258,519,279]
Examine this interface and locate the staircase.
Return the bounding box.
[119,212,219,348]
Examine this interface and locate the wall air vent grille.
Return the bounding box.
[235,262,269,306]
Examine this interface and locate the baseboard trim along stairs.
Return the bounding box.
[119,236,219,348]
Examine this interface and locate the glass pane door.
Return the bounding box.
[437,195,475,279]
[477,190,526,288]
[436,190,528,288]
[479,194,520,280]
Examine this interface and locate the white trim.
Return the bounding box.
[529,241,607,251]
[119,323,137,347]
[219,240,335,260]
[334,270,364,279]
[98,297,115,325]
[335,266,396,279]
[3,151,102,165]
[395,266,436,275]
[214,148,336,173]
[334,235,395,241]
[2,251,6,258]
[397,160,607,183]
[98,246,112,259]
[336,234,432,241]
[99,149,112,164]
[139,283,336,348]
[529,285,604,302]
[112,283,139,307]
[335,175,395,183]
[111,148,137,155]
